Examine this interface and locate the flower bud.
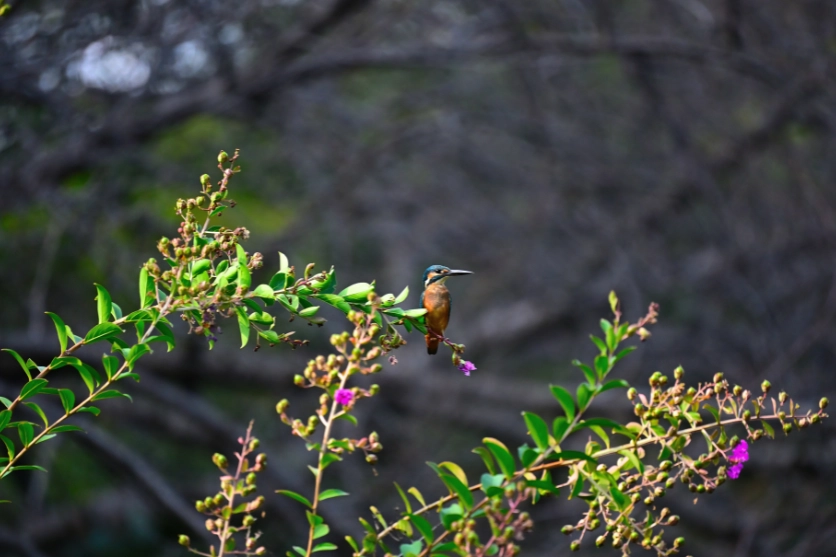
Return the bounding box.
[276,399,289,413]
[779,392,787,404]
[713,372,724,383]
[761,380,771,393]
[218,151,229,164]
[179,535,190,547]
[570,540,580,551]
[733,385,742,396]
[195,500,206,512]
[366,454,378,464]
[249,438,260,451]
[673,366,684,380]
[200,174,211,186]
[627,387,637,401]
[820,397,829,410]
[595,535,606,547]
[783,422,792,433]
[674,537,685,548]
[561,525,575,535]
[742,410,751,421]
[243,515,255,527]
[246,472,257,485]
[205,519,215,531]
[256,548,266,555]
[294,374,305,386]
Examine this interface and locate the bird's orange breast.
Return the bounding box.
[423,283,451,333]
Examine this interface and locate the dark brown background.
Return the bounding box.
[0,1,834,556]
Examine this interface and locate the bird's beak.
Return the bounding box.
[447,269,473,276]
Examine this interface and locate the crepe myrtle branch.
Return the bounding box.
[351,295,827,557]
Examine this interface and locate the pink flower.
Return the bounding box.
[457,361,477,376]
[727,440,749,479]
[335,388,353,406]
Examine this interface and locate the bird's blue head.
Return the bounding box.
[423,265,473,287]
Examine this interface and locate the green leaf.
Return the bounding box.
[18,422,34,447]
[611,346,636,366]
[2,349,32,381]
[409,514,433,545]
[599,379,629,393]
[319,489,349,501]
[23,402,48,428]
[438,461,468,486]
[312,543,337,553]
[321,452,342,469]
[299,306,320,318]
[20,379,48,400]
[338,282,374,302]
[572,359,596,385]
[269,272,291,290]
[483,437,515,480]
[439,503,463,529]
[94,284,113,324]
[191,259,211,276]
[102,355,119,380]
[594,354,609,380]
[394,286,409,304]
[335,413,358,426]
[307,511,325,526]
[345,535,359,553]
[518,444,538,468]
[235,306,250,348]
[618,449,644,473]
[252,284,275,301]
[84,323,122,344]
[276,490,312,508]
[237,262,251,291]
[126,343,150,369]
[138,267,154,308]
[293,546,306,556]
[525,478,559,495]
[313,523,330,539]
[590,335,607,354]
[315,294,351,314]
[394,483,412,513]
[408,487,426,508]
[92,390,132,402]
[278,251,290,272]
[610,485,629,510]
[574,418,634,438]
[472,446,497,475]
[45,312,69,354]
[8,464,47,473]
[0,398,10,409]
[761,420,775,439]
[576,383,592,411]
[403,308,427,318]
[58,389,75,413]
[600,319,615,351]
[549,385,575,421]
[522,411,550,450]
[480,473,504,493]
[0,434,14,460]
[0,410,10,431]
[439,473,473,510]
[50,425,85,434]
[77,406,100,416]
[399,540,423,557]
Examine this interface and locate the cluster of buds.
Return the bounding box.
[469,486,534,557]
[181,423,267,557]
[277,309,385,464]
[562,365,827,556]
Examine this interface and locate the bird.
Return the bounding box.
[419,265,473,354]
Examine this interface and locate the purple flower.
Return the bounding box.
[727,440,749,479]
[335,388,353,406]
[457,361,477,376]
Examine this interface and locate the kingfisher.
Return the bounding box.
[420,265,473,354]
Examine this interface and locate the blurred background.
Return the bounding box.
[1,1,835,556]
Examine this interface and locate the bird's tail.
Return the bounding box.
[425,334,439,355]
